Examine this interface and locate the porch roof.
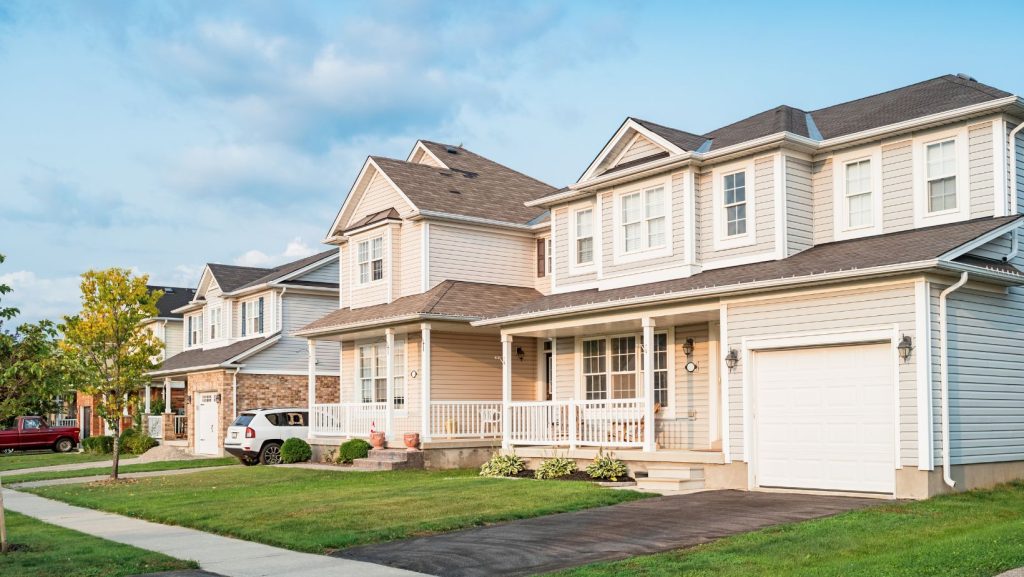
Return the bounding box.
[478,215,1024,324]
[150,335,277,377]
[297,280,542,337]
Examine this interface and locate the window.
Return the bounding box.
[358,340,404,408]
[582,339,607,399]
[723,171,746,237]
[582,333,669,403]
[546,238,552,274]
[620,185,668,255]
[208,306,222,340]
[240,297,264,337]
[574,208,594,265]
[926,139,957,212]
[845,160,873,228]
[188,313,204,347]
[392,339,406,409]
[653,333,668,407]
[609,336,637,398]
[358,237,384,284]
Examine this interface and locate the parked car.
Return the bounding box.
[224,408,308,465]
[0,416,80,454]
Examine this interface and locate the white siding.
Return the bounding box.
[882,140,915,232]
[401,221,422,297]
[811,157,834,244]
[614,134,664,167]
[351,171,412,222]
[785,156,813,255]
[242,293,341,374]
[699,154,776,263]
[428,223,534,289]
[969,121,995,218]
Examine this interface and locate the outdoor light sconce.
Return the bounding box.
[185,394,191,405]
[682,338,695,356]
[897,335,914,363]
[516,346,525,362]
[724,349,739,372]
[214,394,222,403]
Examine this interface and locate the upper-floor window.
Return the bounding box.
[187,313,204,347]
[834,148,882,240]
[574,208,594,266]
[546,238,552,274]
[845,160,873,228]
[620,185,667,252]
[357,236,384,284]
[723,172,747,237]
[926,139,957,213]
[240,297,264,337]
[208,306,222,340]
[712,160,757,251]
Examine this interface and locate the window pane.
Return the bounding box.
[611,374,637,399]
[358,241,368,263]
[727,204,746,236]
[846,160,871,195]
[647,216,665,248]
[623,222,641,252]
[927,140,956,178]
[359,262,369,284]
[576,209,592,237]
[929,177,957,212]
[586,375,607,400]
[610,336,636,372]
[622,193,641,223]
[644,187,664,219]
[371,237,383,259]
[848,192,872,227]
[372,259,384,281]
[725,172,746,205]
[577,237,593,264]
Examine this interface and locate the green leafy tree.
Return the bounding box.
[0,254,17,327]
[61,269,164,479]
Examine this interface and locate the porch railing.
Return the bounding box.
[508,398,646,448]
[53,418,77,429]
[173,415,187,438]
[429,401,503,439]
[146,415,164,439]
[310,402,388,437]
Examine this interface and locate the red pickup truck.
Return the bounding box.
[0,416,80,454]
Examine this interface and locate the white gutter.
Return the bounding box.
[232,367,241,418]
[938,271,969,489]
[1010,121,1023,214]
[295,313,481,339]
[1005,230,1020,262]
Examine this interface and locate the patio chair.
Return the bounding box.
[480,408,501,437]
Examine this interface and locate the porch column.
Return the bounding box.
[123,394,129,417]
[501,333,512,450]
[385,328,395,441]
[307,339,317,418]
[642,317,656,452]
[338,341,344,403]
[144,384,151,414]
[163,378,172,414]
[420,323,432,442]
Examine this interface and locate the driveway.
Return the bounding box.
[335,489,881,577]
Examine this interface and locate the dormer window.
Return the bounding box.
[574,208,594,266]
[723,172,747,237]
[187,313,204,347]
[712,160,757,251]
[241,297,264,337]
[208,306,222,340]
[620,185,667,253]
[358,236,385,284]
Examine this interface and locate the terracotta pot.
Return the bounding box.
[403,433,420,451]
[369,431,386,449]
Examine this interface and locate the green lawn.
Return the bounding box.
[0,451,112,472]
[27,467,649,553]
[2,457,238,484]
[0,511,196,577]
[549,481,1024,577]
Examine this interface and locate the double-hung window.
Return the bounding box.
[188,313,204,347]
[845,159,873,228]
[574,208,594,266]
[240,297,264,337]
[609,336,637,398]
[357,237,385,284]
[926,139,957,213]
[723,171,747,237]
[582,333,669,405]
[546,238,552,274]
[208,306,222,341]
[652,333,669,407]
[358,340,404,408]
[582,339,607,399]
[392,339,406,409]
[620,186,667,254]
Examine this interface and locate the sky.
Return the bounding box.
[1,0,1021,324]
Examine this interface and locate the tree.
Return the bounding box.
[61,269,163,480]
[0,320,75,424]
[0,254,17,327]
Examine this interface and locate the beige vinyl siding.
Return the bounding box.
[882,140,915,232]
[390,332,422,437]
[339,244,350,308]
[725,283,918,467]
[699,154,776,263]
[968,121,995,218]
[293,259,338,284]
[241,293,341,374]
[164,322,184,359]
[390,225,402,303]
[614,134,664,167]
[554,336,575,400]
[785,156,813,255]
[552,205,598,288]
[347,227,393,309]
[655,324,711,450]
[427,223,534,289]
[351,171,412,222]
[400,221,422,297]
[429,332,535,401]
[411,148,445,168]
[811,157,834,244]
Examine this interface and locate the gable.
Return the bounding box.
[609,133,669,170]
[290,257,339,285]
[407,141,448,168]
[329,161,417,239]
[579,119,686,184]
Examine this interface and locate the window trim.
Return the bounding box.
[355,234,386,287]
[187,312,204,348]
[833,147,884,240]
[568,201,598,275]
[612,175,673,264]
[712,159,758,251]
[208,306,223,341]
[913,125,970,228]
[576,329,674,418]
[354,336,408,412]
[240,296,266,337]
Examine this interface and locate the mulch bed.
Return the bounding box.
[512,470,634,483]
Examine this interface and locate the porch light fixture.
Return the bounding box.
[724,349,739,372]
[516,347,525,362]
[682,338,695,356]
[897,335,914,363]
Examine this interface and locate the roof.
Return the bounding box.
[206,249,337,293]
[299,280,542,335]
[482,216,1023,322]
[344,208,401,233]
[147,286,197,318]
[631,118,708,151]
[156,336,275,374]
[365,142,557,226]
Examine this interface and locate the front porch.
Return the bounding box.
[142,378,188,442]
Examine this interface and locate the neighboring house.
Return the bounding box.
[76,285,196,439]
[149,250,341,456]
[301,74,1024,499]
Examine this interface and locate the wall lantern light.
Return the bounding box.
[724,349,740,372]
[897,335,914,363]
[682,338,695,356]
[516,347,525,362]
[214,394,222,403]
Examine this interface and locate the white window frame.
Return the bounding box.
[833,147,884,240]
[546,237,552,276]
[241,296,266,337]
[913,125,970,227]
[356,235,385,286]
[712,159,757,251]
[577,330,674,417]
[568,200,597,275]
[187,313,204,348]
[612,175,673,263]
[355,337,407,412]
[208,306,222,341]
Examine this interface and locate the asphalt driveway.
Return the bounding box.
[334,489,882,577]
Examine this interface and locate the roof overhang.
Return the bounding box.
[148,335,281,378]
[577,118,687,184]
[295,313,482,339]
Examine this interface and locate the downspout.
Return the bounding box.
[1003,228,1019,262]
[1010,123,1023,214]
[938,271,969,488]
[232,367,241,418]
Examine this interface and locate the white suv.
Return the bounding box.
[224,408,309,465]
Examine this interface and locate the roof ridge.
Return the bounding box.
[810,74,959,114]
[421,142,559,193]
[702,104,804,138]
[630,117,704,139]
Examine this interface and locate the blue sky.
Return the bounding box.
[1,0,1021,323]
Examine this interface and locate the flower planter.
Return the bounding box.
[403,433,420,450]
[369,431,386,449]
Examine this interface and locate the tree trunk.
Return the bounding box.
[111,421,120,481]
[0,477,7,554]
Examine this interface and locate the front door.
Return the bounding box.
[82,407,92,438]
[196,393,220,455]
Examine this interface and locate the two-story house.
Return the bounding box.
[302,74,1024,499]
[150,250,341,456]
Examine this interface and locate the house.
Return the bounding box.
[301,74,1024,499]
[75,285,196,439]
[149,250,341,456]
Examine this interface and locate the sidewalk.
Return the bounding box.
[4,489,428,577]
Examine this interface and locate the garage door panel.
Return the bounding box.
[755,343,895,494]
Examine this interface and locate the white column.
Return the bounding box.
[144,384,151,414]
[338,341,344,404]
[385,328,395,441]
[163,378,172,414]
[501,333,513,450]
[642,317,656,452]
[123,393,129,417]
[420,323,432,442]
[307,339,317,420]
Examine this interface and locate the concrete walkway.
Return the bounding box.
[4,489,428,577]
[336,490,881,577]
[10,465,238,488]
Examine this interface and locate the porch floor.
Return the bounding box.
[335,489,881,577]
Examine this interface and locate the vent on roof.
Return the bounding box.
[445,146,458,154]
[956,73,977,82]
[449,189,461,194]
[439,170,452,177]
[164,288,174,292]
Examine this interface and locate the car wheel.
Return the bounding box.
[259,442,282,465]
[53,438,75,453]
[0,448,14,455]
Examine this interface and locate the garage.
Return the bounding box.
[754,342,895,494]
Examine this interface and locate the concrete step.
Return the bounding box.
[353,449,425,470]
[368,449,415,462]
[646,466,704,481]
[634,477,706,492]
[351,458,414,471]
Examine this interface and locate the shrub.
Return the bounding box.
[337,438,372,464]
[586,453,628,481]
[535,456,577,480]
[82,435,113,454]
[121,431,158,454]
[479,452,526,477]
[281,438,313,464]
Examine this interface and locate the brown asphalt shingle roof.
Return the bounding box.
[483,216,1023,321]
[157,336,274,373]
[299,280,542,334]
[344,208,401,233]
[207,249,338,293]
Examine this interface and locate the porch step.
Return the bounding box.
[646,466,704,481]
[352,448,425,471]
[635,467,705,492]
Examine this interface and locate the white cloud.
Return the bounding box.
[234,237,316,268]
[0,270,82,324]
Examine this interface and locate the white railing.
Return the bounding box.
[508,398,646,448]
[310,402,388,437]
[53,418,77,429]
[147,415,164,439]
[430,401,503,439]
[173,415,187,438]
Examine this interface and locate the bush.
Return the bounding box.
[586,453,628,481]
[281,438,312,464]
[479,452,526,477]
[120,430,158,454]
[535,456,577,480]
[82,435,113,454]
[337,438,372,464]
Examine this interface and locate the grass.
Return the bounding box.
[2,457,238,484]
[27,467,650,553]
[0,451,112,472]
[0,511,196,577]
[548,481,1024,577]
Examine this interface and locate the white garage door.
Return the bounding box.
[755,343,895,494]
